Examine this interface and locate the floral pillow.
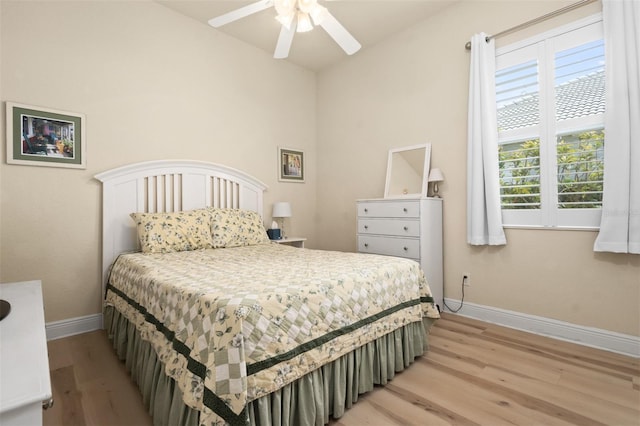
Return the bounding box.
[130,209,214,253]
[209,208,269,248]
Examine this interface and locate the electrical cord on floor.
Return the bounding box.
[443,275,465,313]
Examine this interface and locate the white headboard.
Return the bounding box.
[95,159,267,298]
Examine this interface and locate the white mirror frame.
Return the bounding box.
[383,143,432,199]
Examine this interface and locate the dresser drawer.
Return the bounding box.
[358,218,420,237]
[357,200,419,218]
[358,235,420,259]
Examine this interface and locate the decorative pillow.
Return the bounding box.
[130,209,214,253]
[209,208,269,248]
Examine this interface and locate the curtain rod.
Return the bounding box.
[464,0,598,50]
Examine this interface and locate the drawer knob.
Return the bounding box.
[364,208,368,213]
[364,225,368,229]
[43,397,54,410]
[403,247,408,251]
[403,208,408,213]
[364,243,369,248]
[403,226,408,231]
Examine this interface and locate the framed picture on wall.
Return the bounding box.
[278,147,304,182]
[5,102,86,169]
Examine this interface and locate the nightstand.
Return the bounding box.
[0,280,52,425]
[272,237,306,248]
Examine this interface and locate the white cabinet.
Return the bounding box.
[357,198,443,310]
[0,280,52,426]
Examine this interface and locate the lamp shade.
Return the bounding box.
[428,168,444,183]
[296,11,313,32]
[272,202,292,218]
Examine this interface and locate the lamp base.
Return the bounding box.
[431,182,442,198]
[279,218,287,239]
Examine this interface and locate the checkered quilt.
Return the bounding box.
[105,243,439,425]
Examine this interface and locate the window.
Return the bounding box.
[495,15,604,228]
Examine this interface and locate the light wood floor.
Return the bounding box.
[43,313,639,426]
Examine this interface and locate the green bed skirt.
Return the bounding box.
[104,306,435,426]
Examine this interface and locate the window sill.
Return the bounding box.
[502,224,599,232]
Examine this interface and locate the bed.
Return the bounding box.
[95,160,440,426]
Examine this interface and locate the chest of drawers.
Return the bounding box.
[356,198,443,310]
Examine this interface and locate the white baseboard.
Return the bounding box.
[443,298,640,358]
[43,303,640,358]
[46,313,103,341]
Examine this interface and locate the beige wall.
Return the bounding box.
[316,0,640,336]
[0,0,317,322]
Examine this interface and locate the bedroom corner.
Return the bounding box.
[315,0,639,345]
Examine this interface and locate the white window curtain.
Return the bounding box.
[594,0,640,254]
[467,33,507,246]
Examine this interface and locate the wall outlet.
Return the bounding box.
[463,274,470,286]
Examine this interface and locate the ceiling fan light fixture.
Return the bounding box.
[296,11,313,33]
[297,0,317,14]
[274,0,295,16]
[208,0,361,60]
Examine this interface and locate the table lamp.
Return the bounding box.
[272,202,292,239]
[428,168,444,198]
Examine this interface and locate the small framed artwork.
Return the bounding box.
[278,147,304,182]
[6,102,86,169]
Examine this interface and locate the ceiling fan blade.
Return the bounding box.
[208,0,273,28]
[319,11,361,55]
[274,22,296,59]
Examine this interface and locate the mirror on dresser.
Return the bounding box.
[384,144,431,198]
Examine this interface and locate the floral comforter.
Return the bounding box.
[105,243,439,425]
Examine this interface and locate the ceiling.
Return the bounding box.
[156,0,459,71]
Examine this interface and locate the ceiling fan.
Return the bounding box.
[208,0,361,59]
